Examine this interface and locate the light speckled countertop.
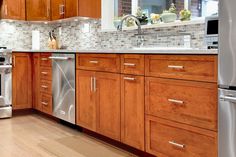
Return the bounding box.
[12,48,218,55]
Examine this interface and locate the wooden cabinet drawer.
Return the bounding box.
[146,116,217,157]
[40,67,52,81]
[145,55,217,82]
[40,80,52,94]
[40,93,52,115]
[145,77,217,130]
[76,54,120,72]
[121,55,144,75]
[40,53,52,67]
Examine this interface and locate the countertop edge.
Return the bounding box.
[11,49,218,55]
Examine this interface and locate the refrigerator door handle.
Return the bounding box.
[220,95,236,103]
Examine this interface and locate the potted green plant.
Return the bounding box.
[179,9,191,21]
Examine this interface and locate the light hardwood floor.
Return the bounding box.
[0,114,136,157]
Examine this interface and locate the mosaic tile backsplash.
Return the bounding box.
[0,19,206,50]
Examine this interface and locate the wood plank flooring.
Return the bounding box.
[0,114,135,157]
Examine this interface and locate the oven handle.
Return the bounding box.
[0,65,12,69]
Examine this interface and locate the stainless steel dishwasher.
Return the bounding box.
[50,54,75,124]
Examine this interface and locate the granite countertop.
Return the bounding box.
[12,48,218,55]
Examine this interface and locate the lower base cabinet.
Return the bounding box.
[121,74,145,150]
[76,70,121,141]
[96,72,121,141]
[12,53,32,110]
[146,115,217,157]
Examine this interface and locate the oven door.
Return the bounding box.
[0,65,12,107]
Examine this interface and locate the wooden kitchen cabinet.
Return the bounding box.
[96,72,121,141]
[26,0,51,21]
[12,53,32,110]
[79,0,101,18]
[1,0,25,20]
[76,70,96,131]
[145,77,218,131]
[51,0,78,20]
[121,75,145,150]
[146,116,217,157]
[32,53,41,111]
[76,69,121,141]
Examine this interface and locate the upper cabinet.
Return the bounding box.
[1,0,26,20]
[79,0,101,18]
[51,0,78,20]
[26,0,51,21]
[1,0,101,21]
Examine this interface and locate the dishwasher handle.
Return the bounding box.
[49,56,72,60]
[220,95,236,103]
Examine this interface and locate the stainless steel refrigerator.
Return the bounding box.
[219,0,236,156]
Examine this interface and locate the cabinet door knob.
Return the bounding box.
[41,72,48,75]
[41,85,48,89]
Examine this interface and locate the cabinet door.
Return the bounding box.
[12,53,32,110]
[96,72,121,141]
[121,75,145,150]
[79,0,101,18]
[65,0,78,18]
[26,0,50,21]
[1,0,25,20]
[51,0,64,20]
[76,70,96,131]
[32,53,41,111]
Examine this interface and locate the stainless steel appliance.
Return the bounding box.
[0,48,12,118]
[219,0,236,156]
[50,54,75,124]
[205,15,218,49]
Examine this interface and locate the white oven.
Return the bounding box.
[205,15,219,49]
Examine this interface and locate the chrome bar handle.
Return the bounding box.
[41,85,48,89]
[124,77,136,81]
[41,102,48,106]
[124,63,136,66]
[41,72,48,75]
[168,141,185,148]
[168,65,184,69]
[89,61,99,64]
[168,99,184,104]
[93,77,96,92]
[41,58,48,61]
[91,77,93,92]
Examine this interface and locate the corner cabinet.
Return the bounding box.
[26,0,51,21]
[12,53,32,110]
[1,0,26,20]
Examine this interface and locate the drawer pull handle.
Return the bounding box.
[41,58,48,61]
[168,65,184,69]
[168,141,185,148]
[41,102,48,106]
[124,63,136,66]
[168,99,184,104]
[41,72,48,75]
[41,85,48,89]
[124,77,136,81]
[89,61,99,64]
